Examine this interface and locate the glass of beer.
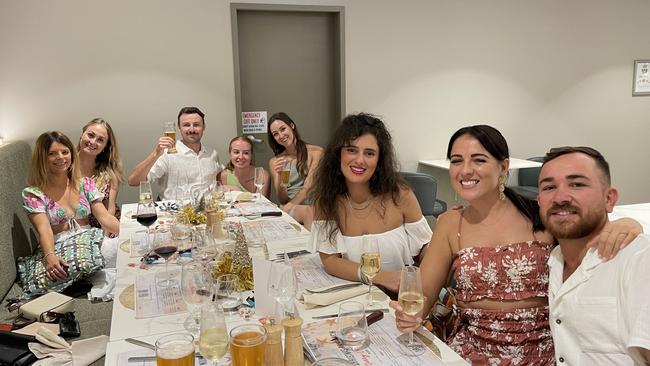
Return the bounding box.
[155,333,195,366]
[229,324,267,366]
[164,122,177,154]
[279,159,291,187]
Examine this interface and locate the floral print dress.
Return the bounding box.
[448,241,556,366]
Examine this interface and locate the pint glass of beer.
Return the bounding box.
[230,324,267,366]
[155,333,195,366]
[164,122,177,154]
[280,159,291,187]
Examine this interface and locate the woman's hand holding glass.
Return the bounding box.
[396,266,425,355]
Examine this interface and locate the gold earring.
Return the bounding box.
[498,176,506,201]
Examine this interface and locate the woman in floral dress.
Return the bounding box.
[393,125,641,365]
[23,131,119,282]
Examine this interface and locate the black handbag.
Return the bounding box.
[0,331,38,366]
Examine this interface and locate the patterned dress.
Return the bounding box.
[448,238,556,365]
[87,174,120,237]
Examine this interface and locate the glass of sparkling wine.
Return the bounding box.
[164,122,177,154]
[397,266,425,355]
[155,333,195,366]
[199,303,229,365]
[254,167,265,201]
[361,237,380,307]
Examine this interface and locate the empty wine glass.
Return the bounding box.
[214,274,241,314]
[153,224,177,287]
[397,266,425,355]
[192,226,219,266]
[254,166,265,201]
[181,261,213,334]
[199,303,229,364]
[267,263,297,318]
[361,236,380,307]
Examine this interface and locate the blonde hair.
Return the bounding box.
[29,131,82,189]
[226,136,255,170]
[78,118,124,186]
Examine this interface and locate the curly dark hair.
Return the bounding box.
[447,124,544,231]
[267,112,309,178]
[311,113,406,241]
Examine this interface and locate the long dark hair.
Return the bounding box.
[267,112,308,178]
[312,113,406,241]
[447,125,544,231]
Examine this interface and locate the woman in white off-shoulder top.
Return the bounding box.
[309,113,432,293]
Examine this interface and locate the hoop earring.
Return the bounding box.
[498,176,506,201]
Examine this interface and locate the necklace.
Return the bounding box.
[346,194,375,211]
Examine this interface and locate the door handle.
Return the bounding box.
[247,135,264,144]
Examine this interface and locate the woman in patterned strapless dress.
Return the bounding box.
[392,125,641,365]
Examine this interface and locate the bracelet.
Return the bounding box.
[357,265,369,285]
[43,251,56,260]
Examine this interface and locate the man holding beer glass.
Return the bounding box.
[128,106,222,200]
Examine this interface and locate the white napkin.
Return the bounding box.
[298,285,368,308]
[87,268,117,301]
[28,327,108,366]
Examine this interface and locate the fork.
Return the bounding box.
[303,283,363,294]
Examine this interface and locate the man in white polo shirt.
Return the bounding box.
[537,146,650,365]
[128,106,222,199]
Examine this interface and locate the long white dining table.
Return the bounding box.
[103,193,468,365]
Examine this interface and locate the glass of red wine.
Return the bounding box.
[136,201,157,256]
[153,224,178,287]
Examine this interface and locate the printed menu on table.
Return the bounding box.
[134,270,187,318]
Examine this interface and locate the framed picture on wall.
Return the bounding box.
[633,60,650,96]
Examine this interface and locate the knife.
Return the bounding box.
[311,308,389,319]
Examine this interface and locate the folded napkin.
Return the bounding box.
[28,327,108,366]
[298,285,367,308]
[236,192,254,202]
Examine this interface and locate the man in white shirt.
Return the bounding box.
[537,146,650,365]
[128,106,222,199]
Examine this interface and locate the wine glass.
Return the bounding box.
[267,263,297,318]
[254,166,265,201]
[192,226,219,266]
[214,273,241,314]
[136,201,157,251]
[181,261,213,334]
[361,236,380,307]
[139,180,153,203]
[153,224,178,287]
[397,266,425,355]
[199,303,229,364]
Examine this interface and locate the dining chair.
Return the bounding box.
[511,156,544,200]
[399,171,447,218]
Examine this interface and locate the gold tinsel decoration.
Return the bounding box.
[210,222,254,291]
[176,205,207,225]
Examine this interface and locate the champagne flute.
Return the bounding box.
[267,263,297,318]
[199,303,229,364]
[397,266,425,355]
[153,224,178,287]
[139,180,153,203]
[361,236,380,307]
[181,261,213,334]
[254,166,265,201]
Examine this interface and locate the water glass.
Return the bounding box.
[267,263,297,318]
[181,261,213,335]
[139,180,153,203]
[155,333,194,365]
[230,324,267,366]
[336,301,368,350]
[214,274,241,313]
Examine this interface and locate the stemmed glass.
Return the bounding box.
[135,188,157,256]
[267,262,297,318]
[397,266,425,355]
[192,226,219,266]
[214,273,241,314]
[181,261,213,335]
[153,224,177,287]
[254,166,265,201]
[199,303,229,365]
[361,237,380,307]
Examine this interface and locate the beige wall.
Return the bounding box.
[1,0,648,204]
